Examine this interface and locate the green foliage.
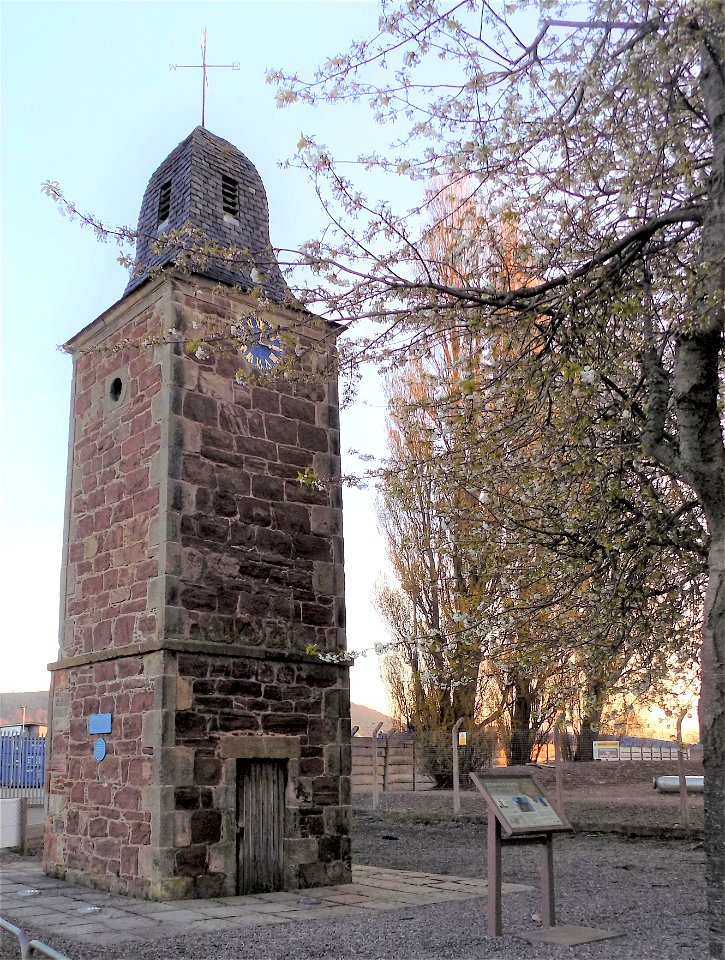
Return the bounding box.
[297,467,325,490]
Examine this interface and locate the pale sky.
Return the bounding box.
[0,0,407,715]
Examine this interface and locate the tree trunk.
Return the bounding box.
[646,28,725,957]
[507,680,534,765]
[701,537,725,958]
[575,693,604,762]
[452,681,476,721]
[691,30,725,956]
[574,715,597,762]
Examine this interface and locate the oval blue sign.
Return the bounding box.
[93,738,107,762]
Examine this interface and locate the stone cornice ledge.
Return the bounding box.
[48,638,352,672]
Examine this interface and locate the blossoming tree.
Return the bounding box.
[268,1,724,952]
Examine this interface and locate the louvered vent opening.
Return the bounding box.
[222,174,239,218]
[157,180,172,225]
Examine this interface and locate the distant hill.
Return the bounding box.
[1,690,392,734]
[0,691,48,726]
[350,702,393,733]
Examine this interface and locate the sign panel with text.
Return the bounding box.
[593,741,620,761]
[471,773,572,836]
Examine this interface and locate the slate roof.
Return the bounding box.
[123,127,292,303]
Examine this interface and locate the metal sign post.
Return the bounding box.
[452,718,464,815]
[487,806,503,935]
[676,710,690,830]
[371,722,383,809]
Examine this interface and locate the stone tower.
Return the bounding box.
[44,127,351,900]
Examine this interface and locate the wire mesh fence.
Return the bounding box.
[350,726,695,795]
[414,728,498,789]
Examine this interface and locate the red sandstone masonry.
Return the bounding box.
[172,652,352,893]
[64,307,163,661]
[45,656,154,896]
[168,288,345,655]
[47,273,350,900]
[46,299,166,896]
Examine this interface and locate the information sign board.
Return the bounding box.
[471,773,572,836]
[88,714,112,735]
[593,741,620,761]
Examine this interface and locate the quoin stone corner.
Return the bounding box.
[44,127,351,900]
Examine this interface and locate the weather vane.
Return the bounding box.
[170,29,239,129]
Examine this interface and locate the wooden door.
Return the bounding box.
[236,759,286,895]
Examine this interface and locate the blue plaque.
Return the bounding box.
[88,713,112,735]
[93,738,107,762]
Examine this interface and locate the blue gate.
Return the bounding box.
[0,735,45,788]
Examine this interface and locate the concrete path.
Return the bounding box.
[0,861,531,948]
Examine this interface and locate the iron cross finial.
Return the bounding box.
[170,29,239,129]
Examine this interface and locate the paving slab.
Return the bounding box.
[140,909,207,923]
[119,901,179,914]
[316,893,373,905]
[518,924,624,946]
[228,913,292,927]
[184,917,254,933]
[193,903,260,918]
[353,899,414,911]
[0,861,532,946]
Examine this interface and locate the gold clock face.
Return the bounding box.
[240,317,282,370]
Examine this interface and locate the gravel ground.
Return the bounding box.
[0,802,709,960]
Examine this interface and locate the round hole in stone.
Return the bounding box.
[109,377,123,402]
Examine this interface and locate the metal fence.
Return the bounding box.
[352,730,695,792]
[0,916,72,959]
[0,737,45,805]
[531,741,691,762]
[619,745,691,761]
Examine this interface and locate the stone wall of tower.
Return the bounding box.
[165,280,345,653]
[45,286,169,894]
[171,653,351,897]
[46,275,351,899]
[45,655,157,896]
[61,299,165,659]
[151,277,350,898]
